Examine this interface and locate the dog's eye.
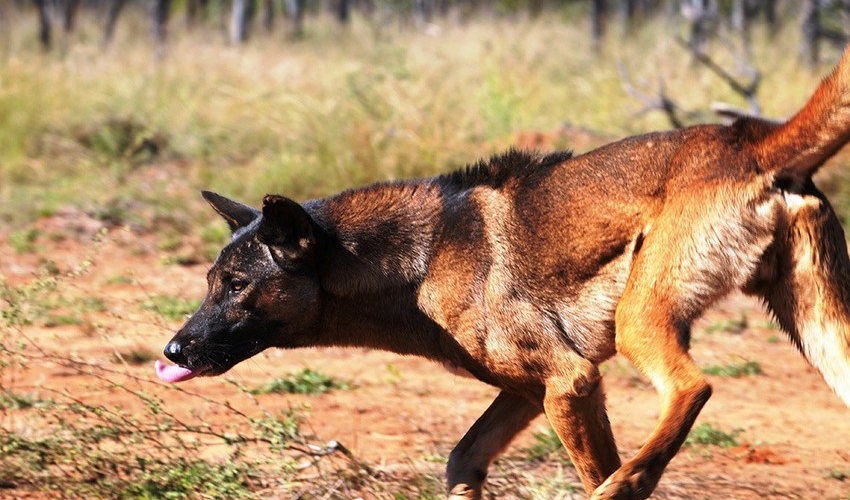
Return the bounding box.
[229,280,248,293]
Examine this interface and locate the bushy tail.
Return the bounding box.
[763,190,850,409]
[753,45,850,177]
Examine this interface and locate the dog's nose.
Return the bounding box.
[164,341,184,363]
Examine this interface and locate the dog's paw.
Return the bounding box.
[590,468,651,500]
[447,483,481,500]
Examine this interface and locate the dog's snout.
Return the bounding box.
[164,341,184,363]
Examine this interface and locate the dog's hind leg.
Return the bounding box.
[446,390,541,499]
[592,191,776,499]
[750,185,850,408]
[595,295,712,499]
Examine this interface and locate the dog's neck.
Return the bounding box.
[309,180,443,296]
[301,179,486,368]
[313,282,493,380]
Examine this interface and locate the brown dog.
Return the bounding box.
[156,48,850,499]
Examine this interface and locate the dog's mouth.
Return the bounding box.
[154,359,206,383]
[155,338,270,384]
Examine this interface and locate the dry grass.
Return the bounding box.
[2,9,843,229]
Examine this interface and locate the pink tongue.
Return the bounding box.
[155,359,198,383]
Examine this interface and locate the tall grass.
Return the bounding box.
[1,10,843,230]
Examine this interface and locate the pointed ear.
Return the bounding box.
[202,191,260,235]
[258,195,323,265]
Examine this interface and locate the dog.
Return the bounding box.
[156,47,850,499]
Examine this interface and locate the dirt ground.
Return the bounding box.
[2,210,850,500]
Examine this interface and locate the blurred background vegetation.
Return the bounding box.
[2,0,850,242]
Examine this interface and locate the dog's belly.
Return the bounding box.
[549,248,634,363]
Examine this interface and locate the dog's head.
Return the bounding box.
[155,191,325,383]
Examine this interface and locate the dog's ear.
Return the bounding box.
[202,191,260,234]
[258,195,323,266]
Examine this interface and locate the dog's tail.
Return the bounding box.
[763,189,850,410]
[752,45,850,178]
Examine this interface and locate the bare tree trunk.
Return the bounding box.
[35,0,51,50]
[62,0,80,33]
[413,0,432,28]
[153,0,172,58]
[591,0,606,49]
[731,0,750,53]
[283,0,305,38]
[764,0,778,35]
[336,0,350,24]
[682,0,718,57]
[103,0,128,47]
[231,0,257,43]
[262,0,274,32]
[0,0,10,55]
[619,0,635,33]
[186,0,210,29]
[187,0,199,27]
[801,0,820,68]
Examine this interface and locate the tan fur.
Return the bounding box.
[426,48,850,499]
[163,48,850,499]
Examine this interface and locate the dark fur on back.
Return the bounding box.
[440,149,574,190]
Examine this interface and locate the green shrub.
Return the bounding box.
[685,423,741,448]
[702,360,763,378]
[252,368,350,395]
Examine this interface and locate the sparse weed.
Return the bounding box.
[119,459,253,500]
[704,313,748,335]
[526,427,567,461]
[43,313,84,327]
[828,469,848,481]
[9,229,40,255]
[115,348,157,366]
[385,362,404,385]
[1,9,843,233]
[0,257,322,498]
[389,472,445,500]
[0,272,59,328]
[490,456,580,498]
[702,360,763,378]
[685,423,741,448]
[517,464,582,499]
[252,368,351,395]
[106,274,134,285]
[141,295,201,321]
[0,390,52,410]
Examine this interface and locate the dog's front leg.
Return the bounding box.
[543,368,621,494]
[446,390,541,499]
